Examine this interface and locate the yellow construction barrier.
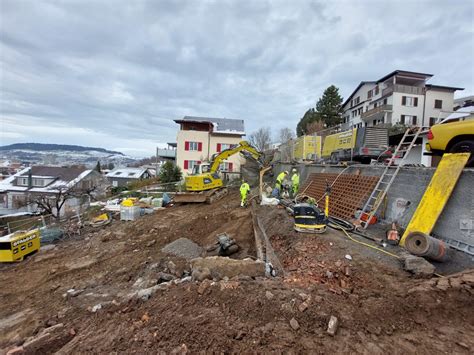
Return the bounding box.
[0,229,41,262]
[400,153,470,246]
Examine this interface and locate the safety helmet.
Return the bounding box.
[284,170,289,174]
[292,168,297,173]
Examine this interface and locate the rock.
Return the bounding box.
[6,346,24,355]
[157,272,175,283]
[404,255,435,277]
[170,344,188,354]
[190,257,266,279]
[345,254,352,260]
[191,267,212,282]
[135,284,167,300]
[146,240,156,247]
[436,278,450,291]
[41,245,56,252]
[298,302,309,312]
[327,316,339,336]
[197,279,212,295]
[343,266,351,276]
[265,291,274,300]
[234,330,246,340]
[162,238,203,260]
[21,323,71,353]
[290,318,300,331]
[219,280,239,290]
[91,304,102,313]
[325,271,334,279]
[298,292,309,301]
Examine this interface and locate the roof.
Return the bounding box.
[105,167,149,179]
[376,70,433,83]
[174,116,245,135]
[19,166,88,182]
[0,166,93,193]
[441,105,474,122]
[425,84,464,92]
[454,95,474,103]
[342,81,376,109]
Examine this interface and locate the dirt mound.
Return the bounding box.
[162,238,203,260]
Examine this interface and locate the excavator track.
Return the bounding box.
[173,188,228,204]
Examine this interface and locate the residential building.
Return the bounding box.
[342,70,463,129]
[105,167,154,187]
[157,143,177,161]
[0,166,107,216]
[453,95,474,111]
[174,116,246,175]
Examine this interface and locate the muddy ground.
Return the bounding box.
[0,191,473,354]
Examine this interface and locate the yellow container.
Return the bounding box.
[0,229,41,262]
[322,129,357,158]
[293,135,322,160]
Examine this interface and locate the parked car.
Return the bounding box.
[426,108,474,167]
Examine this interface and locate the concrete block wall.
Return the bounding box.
[275,163,474,254]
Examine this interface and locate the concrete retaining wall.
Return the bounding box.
[274,163,474,255]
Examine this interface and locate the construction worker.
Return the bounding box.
[291,168,300,197]
[240,179,250,207]
[275,170,289,195]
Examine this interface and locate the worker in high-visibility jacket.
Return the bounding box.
[240,180,250,207]
[275,171,289,193]
[291,168,300,197]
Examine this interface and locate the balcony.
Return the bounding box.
[382,84,425,96]
[157,149,176,159]
[361,104,393,120]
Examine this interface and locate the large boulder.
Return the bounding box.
[190,256,265,279]
[403,255,435,278]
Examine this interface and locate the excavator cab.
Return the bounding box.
[191,163,211,175]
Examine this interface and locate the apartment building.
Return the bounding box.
[174,116,246,175]
[342,70,463,129]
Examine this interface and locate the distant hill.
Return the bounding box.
[0,143,124,156]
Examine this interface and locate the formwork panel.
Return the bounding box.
[300,173,379,219]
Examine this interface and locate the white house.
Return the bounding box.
[174,116,246,175]
[342,70,463,129]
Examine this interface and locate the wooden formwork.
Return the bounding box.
[300,173,379,220]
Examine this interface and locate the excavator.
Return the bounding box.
[174,141,264,203]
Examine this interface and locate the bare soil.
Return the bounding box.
[0,191,473,354]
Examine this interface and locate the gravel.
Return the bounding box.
[161,238,203,260]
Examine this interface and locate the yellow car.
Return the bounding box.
[426,110,474,167]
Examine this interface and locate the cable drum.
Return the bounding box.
[404,232,450,262]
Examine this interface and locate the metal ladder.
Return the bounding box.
[358,126,423,229]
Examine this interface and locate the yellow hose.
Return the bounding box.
[335,226,445,278]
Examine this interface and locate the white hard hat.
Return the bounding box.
[292,168,297,173]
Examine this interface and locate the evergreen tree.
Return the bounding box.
[95,161,102,173]
[315,85,343,127]
[159,161,182,183]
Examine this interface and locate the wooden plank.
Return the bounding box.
[400,153,470,246]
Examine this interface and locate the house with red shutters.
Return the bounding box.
[174,116,246,175]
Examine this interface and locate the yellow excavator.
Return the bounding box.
[174,141,264,203]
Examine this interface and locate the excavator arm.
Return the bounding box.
[209,141,262,172]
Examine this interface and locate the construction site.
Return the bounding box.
[1,131,473,354]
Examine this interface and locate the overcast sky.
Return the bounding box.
[1,0,473,157]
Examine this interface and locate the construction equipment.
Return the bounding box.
[293,182,330,233]
[400,152,470,246]
[0,229,40,262]
[174,141,264,203]
[357,127,422,229]
[321,127,390,164]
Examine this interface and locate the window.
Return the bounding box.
[434,99,443,109]
[32,178,44,187]
[373,119,377,126]
[112,180,118,187]
[368,90,373,99]
[402,96,418,107]
[374,86,379,95]
[400,115,417,125]
[16,177,28,186]
[184,160,201,170]
[219,162,234,172]
[354,96,360,105]
[184,141,202,151]
[216,143,235,152]
[429,117,437,126]
[358,107,363,115]
[128,172,135,177]
[383,98,387,105]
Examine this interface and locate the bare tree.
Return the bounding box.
[306,120,326,135]
[277,127,295,143]
[29,184,97,220]
[249,127,272,151]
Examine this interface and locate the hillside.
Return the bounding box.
[0,143,124,156]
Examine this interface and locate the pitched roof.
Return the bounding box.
[19,166,88,182]
[376,70,433,83]
[425,84,464,92]
[342,81,376,109]
[175,116,245,134]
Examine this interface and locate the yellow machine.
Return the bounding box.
[175,141,263,203]
[0,229,41,262]
[294,183,330,234]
